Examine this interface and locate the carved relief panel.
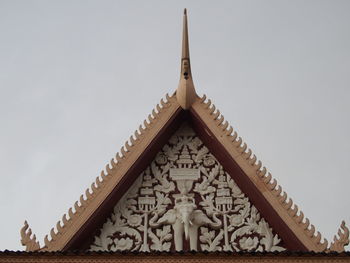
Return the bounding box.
[90,123,285,252]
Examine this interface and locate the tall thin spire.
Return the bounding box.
[176,8,197,110]
[181,8,190,63]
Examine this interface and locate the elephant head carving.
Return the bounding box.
[150,195,222,251]
[176,195,196,240]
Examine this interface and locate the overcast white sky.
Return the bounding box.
[0,0,350,251]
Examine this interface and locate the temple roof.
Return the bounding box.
[20,9,349,253]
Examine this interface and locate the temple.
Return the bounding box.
[5,9,350,262]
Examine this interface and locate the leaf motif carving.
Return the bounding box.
[194,146,209,163]
[149,226,172,251]
[200,227,224,252]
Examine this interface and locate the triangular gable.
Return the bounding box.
[20,10,349,253]
[21,96,349,252]
[88,122,286,252]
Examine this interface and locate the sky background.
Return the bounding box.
[0,0,350,251]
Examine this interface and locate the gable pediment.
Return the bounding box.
[89,123,286,252]
[21,96,349,253]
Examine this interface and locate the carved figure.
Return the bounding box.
[151,195,221,251]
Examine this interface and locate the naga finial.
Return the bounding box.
[20,220,40,251]
[176,8,197,110]
[329,221,350,252]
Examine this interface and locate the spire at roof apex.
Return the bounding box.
[176,8,197,110]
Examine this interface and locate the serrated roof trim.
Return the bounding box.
[191,94,349,252]
[21,94,180,252]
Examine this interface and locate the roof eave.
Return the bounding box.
[21,94,183,252]
[190,95,343,252]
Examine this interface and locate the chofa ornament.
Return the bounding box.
[90,123,285,252]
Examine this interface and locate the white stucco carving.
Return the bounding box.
[90,123,285,252]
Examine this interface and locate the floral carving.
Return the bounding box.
[90,123,285,252]
[128,215,142,227]
[239,237,259,251]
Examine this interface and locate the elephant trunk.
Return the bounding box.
[182,212,191,241]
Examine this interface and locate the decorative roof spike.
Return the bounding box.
[176,8,197,109]
[20,221,40,251]
[329,221,350,252]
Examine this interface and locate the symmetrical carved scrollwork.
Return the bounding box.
[90,123,285,252]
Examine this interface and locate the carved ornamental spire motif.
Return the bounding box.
[176,9,197,110]
[329,221,350,252]
[20,221,40,251]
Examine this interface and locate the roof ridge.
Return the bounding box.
[21,93,179,252]
[194,94,349,252]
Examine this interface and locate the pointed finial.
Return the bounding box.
[176,8,197,110]
[20,220,40,251]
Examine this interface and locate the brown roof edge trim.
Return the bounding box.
[63,108,188,251]
[1,250,350,256]
[189,108,307,251]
